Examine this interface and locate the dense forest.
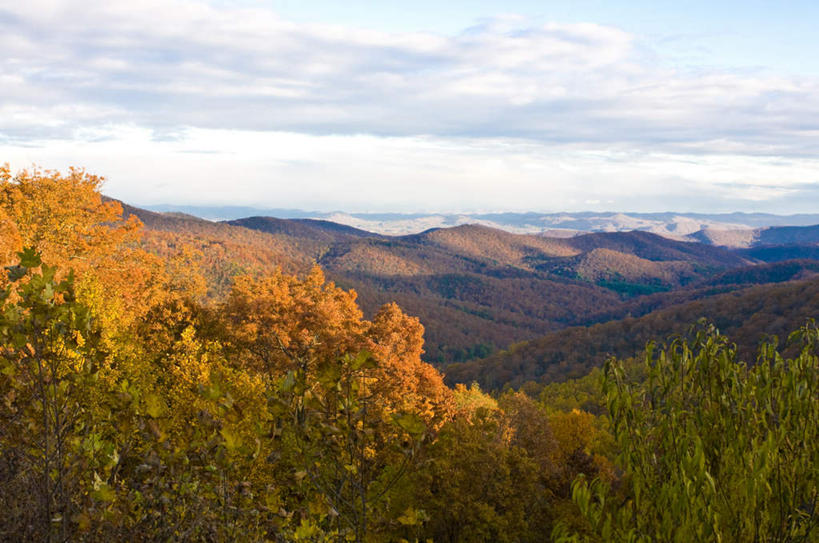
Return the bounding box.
[124,202,819,368]
[0,166,817,542]
[446,272,819,390]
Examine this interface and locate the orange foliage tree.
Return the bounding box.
[220,268,453,425]
[0,165,167,333]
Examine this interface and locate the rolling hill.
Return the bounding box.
[120,202,819,370]
[224,216,757,363]
[692,222,819,248]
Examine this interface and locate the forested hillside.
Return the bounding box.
[445,274,819,390]
[224,217,757,363]
[122,195,819,372]
[0,166,816,542]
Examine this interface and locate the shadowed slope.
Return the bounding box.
[445,275,819,389]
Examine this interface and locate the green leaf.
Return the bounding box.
[92,483,116,503]
[280,370,296,393]
[317,361,341,388]
[17,247,42,269]
[350,349,377,371]
[293,519,319,539]
[392,412,426,438]
[0,359,16,376]
[92,473,116,503]
[398,507,428,526]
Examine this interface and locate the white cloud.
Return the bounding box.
[2,0,817,153]
[3,126,817,213]
[1,0,818,212]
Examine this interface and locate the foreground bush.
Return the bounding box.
[559,322,819,542]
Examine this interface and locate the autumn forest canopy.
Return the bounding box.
[0,165,817,542]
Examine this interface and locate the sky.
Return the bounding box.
[1,0,818,213]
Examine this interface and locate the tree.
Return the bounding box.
[271,350,429,542]
[0,249,107,542]
[560,322,819,542]
[0,165,140,269]
[0,164,166,335]
[220,266,367,376]
[402,386,541,543]
[219,269,457,541]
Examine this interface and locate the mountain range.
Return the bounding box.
[124,202,819,385]
[144,205,819,243]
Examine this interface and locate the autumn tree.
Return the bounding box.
[221,266,367,376]
[366,302,454,428]
[396,384,543,542]
[0,164,168,338]
[0,250,109,541]
[217,268,458,541]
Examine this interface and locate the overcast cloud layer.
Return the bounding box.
[1,0,818,212]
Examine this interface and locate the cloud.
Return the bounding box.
[3,126,817,214]
[2,0,818,159]
[1,1,818,214]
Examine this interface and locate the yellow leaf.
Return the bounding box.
[220,426,242,451]
[145,393,165,418]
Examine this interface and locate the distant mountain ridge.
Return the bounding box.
[142,204,819,238]
[695,224,819,249]
[229,216,379,242]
